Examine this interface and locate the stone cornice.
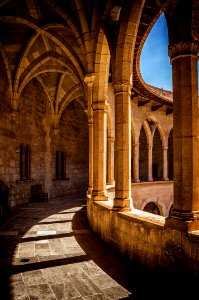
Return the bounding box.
[168,41,199,61]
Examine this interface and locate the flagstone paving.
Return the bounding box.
[0,195,136,300]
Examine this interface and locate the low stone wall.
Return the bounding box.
[87,196,199,276]
[132,181,173,216]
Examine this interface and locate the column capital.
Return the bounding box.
[168,41,199,62]
[162,146,168,150]
[147,144,153,150]
[84,73,96,87]
[107,136,114,142]
[92,102,107,111]
[133,142,139,148]
[10,110,19,122]
[113,82,132,95]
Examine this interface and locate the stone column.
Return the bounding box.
[113,83,132,210]
[162,146,169,181]
[92,102,108,200]
[84,74,95,195]
[133,142,140,182]
[147,144,153,182]
[107,136,115,185]
[169,42,199,221]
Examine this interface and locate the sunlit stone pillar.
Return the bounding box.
[133,142,140,182]
[169,42,199,221]
[113,83,132,210]
[92,102,108,200]
[162,145,169,181]
[107,136,115,185]
[147,144,153,182]
[84,74,95,195]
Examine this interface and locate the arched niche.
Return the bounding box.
[139,126,148,181]
[152,127,163,181]
[168,129,173,180]
[143,202,161,215]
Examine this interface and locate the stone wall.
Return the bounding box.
[87,196,199,276]
[0,69,89,206]
[51,101,89,199]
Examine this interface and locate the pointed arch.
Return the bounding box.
[93,29,110,103]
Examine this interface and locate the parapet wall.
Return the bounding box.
[87,196,199,275]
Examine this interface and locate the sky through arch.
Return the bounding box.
[140,14,172,91]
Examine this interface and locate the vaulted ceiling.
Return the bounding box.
[0,0,173,119]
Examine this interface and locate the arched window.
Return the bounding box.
[143,202,161,215]
[168,129,173,180]
[20,144,31,180]
[139,126,148,181]
[56,151,66,179]
[152,128,163,180]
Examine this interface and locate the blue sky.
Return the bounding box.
[140,14,172,91]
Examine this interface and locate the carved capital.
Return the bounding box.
[84,73,96,88]
[147,144,153,150]
[162,146,168,151]
[88,115,93,125]
[168,41,199,61]
[10,110,18,122]
[92,102,107,111]
[113,83,131,95]
[133,143,139,148]
[107,136,115,142]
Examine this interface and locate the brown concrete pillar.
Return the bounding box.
[162,145,169,181]
[169,42,199,221]
[84,74,95,195]
[107,136,115,185]
[92,102,108,200]
[133,142,140,182]
[147,144,153,182]
[113,83,132,210]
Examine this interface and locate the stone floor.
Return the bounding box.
[0,194,197,300]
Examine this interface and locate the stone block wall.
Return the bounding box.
[50,101,89,199]
[87,197,199,276]
[131,181,173,216]
[0,71,89,207]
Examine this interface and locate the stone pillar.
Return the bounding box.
[169,42,199,221]
[107,136,115,185]
[92,102,108,200]
[113,83,132,210]
[133,142,140,183]
[162,146,169,181]
[147,144,153,182]
[84,74,95,195]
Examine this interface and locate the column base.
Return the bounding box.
[92,190,108,201]
[133,179,140,183]
[170,209,199,221]
[167,209,199,232]
[148,178,153,182]
[113,198,132,211]
[87,187,93,195]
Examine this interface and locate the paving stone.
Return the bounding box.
[69,272,101,297]
[42,266,65,284]
[26,284,56,300]
[103,286,133,299]
[22,270,46,286]
[51,283,82,299]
